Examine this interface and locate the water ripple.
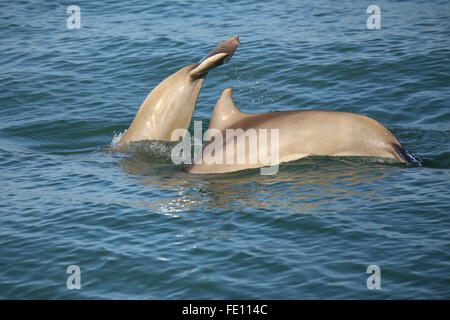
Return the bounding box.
[1,0,449,299]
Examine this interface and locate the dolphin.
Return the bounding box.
[186,87,423,174]
[118,36,240,144]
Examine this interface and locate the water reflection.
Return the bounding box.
[116,147,398,216]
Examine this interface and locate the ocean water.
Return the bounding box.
[1,0,449,299]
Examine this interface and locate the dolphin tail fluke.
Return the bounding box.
[189,35,240,79]
[393,144,425,167]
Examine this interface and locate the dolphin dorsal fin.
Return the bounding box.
[208,87,249,130]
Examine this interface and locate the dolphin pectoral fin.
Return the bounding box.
[208,87,249,130]
[392,144,425,166]
[189,53,229,79]
[200,35,240,63]
[189,35,240,79]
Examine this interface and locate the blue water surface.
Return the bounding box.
[0,0,449,299]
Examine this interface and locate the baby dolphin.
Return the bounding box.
[118,36,240,144]
[186,87,423,174]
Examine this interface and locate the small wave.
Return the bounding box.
[110,130,127,148]
[107,135,177,163]
[108,133,204,163]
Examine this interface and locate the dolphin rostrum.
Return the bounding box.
[118,36,240,144]
[186,87,423,174]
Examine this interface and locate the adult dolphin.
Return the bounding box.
[186,87,423,174]
[118,36,240,144]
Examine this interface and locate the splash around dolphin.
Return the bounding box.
[117,36,240,145]
[185,87,424,174]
